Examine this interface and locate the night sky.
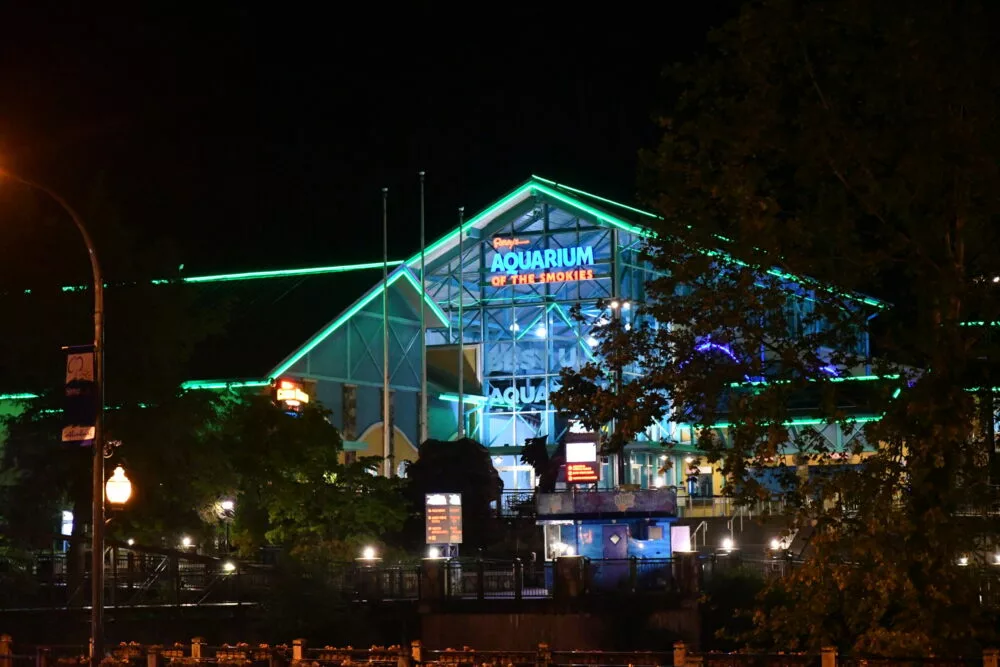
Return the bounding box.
[0,4,741,280]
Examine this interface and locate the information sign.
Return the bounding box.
[425,493,463,544]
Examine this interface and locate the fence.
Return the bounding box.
[353,558,681,601]
[676,644,998,667]
[3,545,273,609]
[1,639,996,667]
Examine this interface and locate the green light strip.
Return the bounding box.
[180,379,272,391]
[182,261,402,284]
[405,181,536,266]
[531,183,652,237]
[685,415,881,429]
[438,393,489,405]
[960,321,1000,326]
[270,268,449,377]
[730,374,901,388]
[530,175,660,220]
[0,392,40,401]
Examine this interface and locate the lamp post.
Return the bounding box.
[608,299,630,486]
[0,168,106,667]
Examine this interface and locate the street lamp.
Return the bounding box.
[0,168,106,667]
[608,299,631,486]
[105,466,132,505]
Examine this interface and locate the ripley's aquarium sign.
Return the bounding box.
[489,237,596,287]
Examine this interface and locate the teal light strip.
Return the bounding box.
[438,393,489,405]
[530,182,652,237]
[0,392,40,401]
[405,181,536,266]
[730,374,901,388]
[270,268,448,377]
[960,321,1000,326]
[530,175,660,220]
[686,415,882,429]
[181,379,272,391]
[182,261,402,284]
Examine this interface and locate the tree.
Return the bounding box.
[404,438,503,551]
[219,397,409,564]
[554,0,1000,653]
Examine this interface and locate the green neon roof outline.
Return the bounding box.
[180,379,272,391]
[530,175,660,220]
[269,267,450,378]
[404,176,884,310]
[0,392,40,400]
[181,261,402,284]
[683,414,881,429]
[26,261,400,294]
[438,393,488,405]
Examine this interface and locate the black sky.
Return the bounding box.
[0,4,741,278]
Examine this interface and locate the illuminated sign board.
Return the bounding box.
[565,431,599,484]
[425,493,463,544]
[489,238,596,287]
[275,379,310,412]
[566,462,600,484]
[489,381,547,406]
[566,441,597,463]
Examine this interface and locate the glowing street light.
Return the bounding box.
[105,466,132,506]
[0,167,107,667]
[362,546,377,561]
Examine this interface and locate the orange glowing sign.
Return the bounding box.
[492,237,530,250]
[276,380,310,407]
[489,268,595,287]
[566,462,600,484]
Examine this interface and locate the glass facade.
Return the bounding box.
[423,197,652,463]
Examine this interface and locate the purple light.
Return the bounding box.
[694,341,739,363]
[819,365,840,377]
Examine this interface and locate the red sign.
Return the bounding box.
[566,461,600,484]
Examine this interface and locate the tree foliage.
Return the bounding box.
[554,0,1000,653]
[2,393,408,563]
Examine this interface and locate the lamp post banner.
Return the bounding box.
[62,344,97,446]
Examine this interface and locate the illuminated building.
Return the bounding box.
[0,176,887,495]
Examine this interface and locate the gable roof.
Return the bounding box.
[406,175,887,311]
[0,175,887,400]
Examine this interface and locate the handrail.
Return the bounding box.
[692,521,708,550]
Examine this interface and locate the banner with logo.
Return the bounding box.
[62,345,97,446]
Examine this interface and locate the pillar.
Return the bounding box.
[983,648,998,667]
[292,640,306,663]
[420,558,446,602]
[554,556,585,600]
[821,647,837,667]
[673,642,687,667]
[191,639,204,660]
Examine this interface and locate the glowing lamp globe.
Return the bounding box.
[105,466,132,506]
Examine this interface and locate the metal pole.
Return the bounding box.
[419,172,428,444]
[382,187,393,476]
[457,206,465,439]
[0,170,106,667]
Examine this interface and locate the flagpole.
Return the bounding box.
[382,187,393,477]
[457,205,465,440]
[419,171,428,444]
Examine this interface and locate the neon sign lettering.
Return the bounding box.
[490,245,595,274]
[489,382,547,407]
[489,269,594,287]
[492,237,530,250]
